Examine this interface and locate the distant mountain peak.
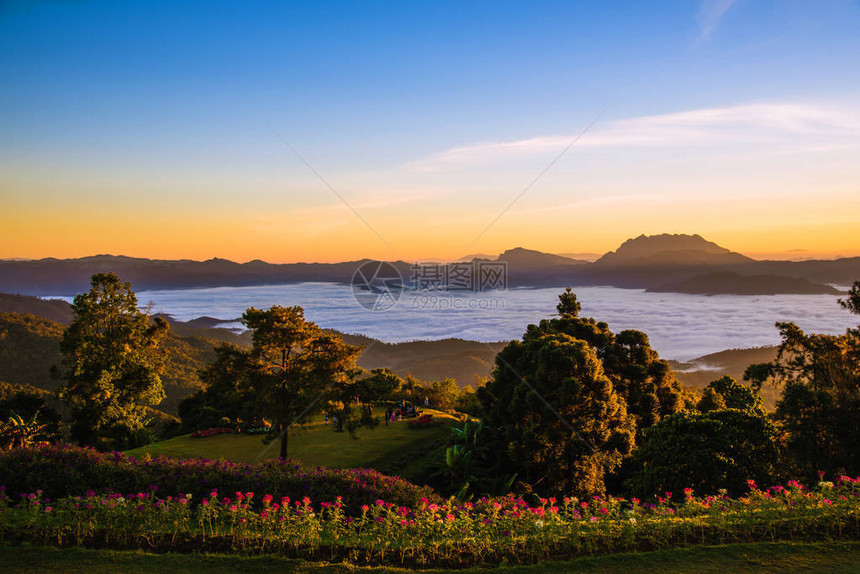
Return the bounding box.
[596,233,752,266]
[459,253,497,262]
[497,247,588,267]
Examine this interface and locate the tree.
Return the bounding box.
[426,378,460,412]
[625,409,781,499]
[476,288,693,497]
[556,286,582,316]
[241,306,362,459]
[479,325,636,498]
[178,344,254,432]
[57,273,167,449]
[745,281,860,479]
[355,368,403,403]
[697,376,766,416]
[545,290,687,432]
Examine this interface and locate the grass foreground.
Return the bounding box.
[1,541,859,573]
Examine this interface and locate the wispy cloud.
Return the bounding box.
[406,102,860,170]
[697,0,740,42]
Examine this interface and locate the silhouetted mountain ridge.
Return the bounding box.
[1,234,856,295]
[497,247,590,267]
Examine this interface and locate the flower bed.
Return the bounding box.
[190,427,234,438]
[0,478,858,567]
[0,445,439,512]
[407,414,436,428]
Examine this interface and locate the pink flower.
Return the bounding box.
[361,504,370,512]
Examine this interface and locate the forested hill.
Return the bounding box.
[0,311,214,414]
[0,294,506,415]
[3,234,856,295]
[647,271,842,295]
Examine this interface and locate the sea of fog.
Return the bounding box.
[112,283,860,362]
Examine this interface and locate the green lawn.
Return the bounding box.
[2,542,858,573]
[127,409,458,480]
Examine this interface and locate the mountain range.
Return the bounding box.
[1,234,856,296]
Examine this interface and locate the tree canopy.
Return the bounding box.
[241,306,363,459]
[57,273,168,450]
[697,376,766,416]
[745,280,860,479]
[476,288,691,498]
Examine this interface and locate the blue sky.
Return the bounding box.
[2,0,859,261]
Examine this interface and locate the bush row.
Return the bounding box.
[0,444,440,512]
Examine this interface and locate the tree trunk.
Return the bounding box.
[279,425,289,459]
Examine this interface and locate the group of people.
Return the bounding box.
[384,399,424,425]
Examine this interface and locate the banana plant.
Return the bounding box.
[0,411,49,451]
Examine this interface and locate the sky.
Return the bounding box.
[2,0,859,263]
